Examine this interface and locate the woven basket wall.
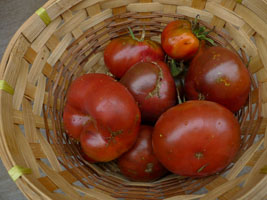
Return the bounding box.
[0,0,267,199]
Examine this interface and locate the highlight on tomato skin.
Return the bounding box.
[120,60,177,123]
[118,125,168,182]
[161,20,199,60]
[63,73,141,162]
[152,100,241,177]
[185,46,251,112]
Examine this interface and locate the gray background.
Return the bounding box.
[0,0,46,199]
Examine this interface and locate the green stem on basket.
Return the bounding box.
[128,26,145,42]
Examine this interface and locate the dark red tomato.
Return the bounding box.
[152,100,241,177]
[104,36,164,78]
[185,46,251,112]
[63,73,141,162]
[161,20,199,60]
[80,149,96,164]
[120,61,177,123]
[118,125,167,181]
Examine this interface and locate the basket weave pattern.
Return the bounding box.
[0,0,267,199]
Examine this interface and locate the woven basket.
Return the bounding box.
[1,0,267,199]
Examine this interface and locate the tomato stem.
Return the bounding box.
[197,163,208,173]
[128,26,145,42]
[192,15,215,46]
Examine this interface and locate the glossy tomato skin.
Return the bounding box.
[118,125,167,181]
[104,36,164,78]
[161,20,199,60]
[185,46,251,112]
[120,61,177,123]
[63,73,141,162]
[153,100,241,177]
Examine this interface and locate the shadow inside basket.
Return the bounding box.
[41,12,262,199]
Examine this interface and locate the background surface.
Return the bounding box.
[0,0,46,199]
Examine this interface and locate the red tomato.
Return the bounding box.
[152,100,241,177]
[63,73,141,162]
[161,20,199,60]
[80,149,96,164]
[104,36,164,78]
[120,61,177,123]
[118,125,167,181]
[185,46,251,112]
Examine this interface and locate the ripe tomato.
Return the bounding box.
[104,34,164,78]
[152,100,241,177]
[161,20,199,60]
[80,149,96,164]
[120,61,177,123]
[63,73,141,162]
[118,125,167,181]
[185,46,251,112]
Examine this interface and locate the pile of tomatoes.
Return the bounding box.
[63,19,251,181]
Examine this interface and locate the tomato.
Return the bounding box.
[118,125,167,181]
[185,46,251,112]
[161,20,199,60]
[63,73,141,162]
[80,149,96,164]
[152,100,241,177]
[120,61,177,123]
[104,33,164,78]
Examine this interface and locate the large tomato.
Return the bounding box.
[63,73,141,162]
[152,100,241,177]
[120,61,177,123]
[118,125,167,181]
[161,20,199,60]
[104,33,164,78]
[185,46,251,112]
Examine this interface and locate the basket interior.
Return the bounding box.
[1,1,267,200]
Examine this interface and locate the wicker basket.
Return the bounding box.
[1,0,267,199]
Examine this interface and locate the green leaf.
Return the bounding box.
[170,59,182,77]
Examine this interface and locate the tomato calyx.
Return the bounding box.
[195,152,204,160]
[198,93,206,100]
[192,15,215,46]
[128,26,145,42]
[145,163,154,173]
[146,61,164,99]
[106,127,124,145]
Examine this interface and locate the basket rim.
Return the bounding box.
[0,0,267,199]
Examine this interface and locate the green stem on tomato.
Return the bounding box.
[128,26,145,42]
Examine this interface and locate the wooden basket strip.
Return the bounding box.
[165,194,205,200]
[22,98,39,143]
[13,109,53,129]
[71,0,103,12]
[219,185,242,200]
[154,0,192,7]
[61,10,73,22]
[235,4,267,41]
[83,52,102,73]
[28,46,50,85]
[176,6,213,23]
[225,23,257,57]
[126,2,163,12]
[36,129,62,172]
[46,34,60,52]
[72,27,84,39]
[205,2,244,28]
[207,0,236,31]
[54,10,87,39]
[37,160,81,199]
[191,0,206,9]
[47,33,73,66]
[101,0,138,10]
[201,174,248,200]
[162,4,177,22]
[256,68,267,83]
[226,138,264,180]
[241,0,267,22]
[14,125,40,178]
[240,23,255,39]
[249,55,264,74]
[73,185,116,200]
[80,9,112,31]
[33,74,46,116]
[243,145,267,188]
[255,34,267,72]
[12,59,29,110]
[31,17,62,52]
